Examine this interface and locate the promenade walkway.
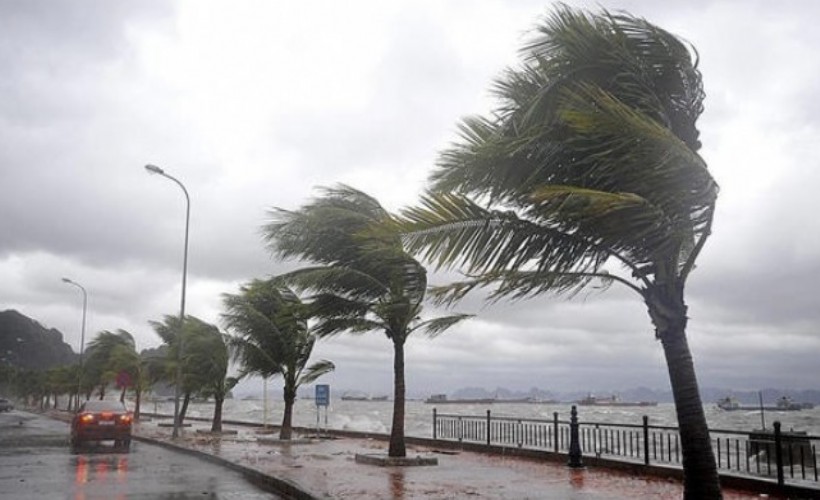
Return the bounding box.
[133,417,768,499]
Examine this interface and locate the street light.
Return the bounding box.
[62,278,87,411]
[145,163,190,439]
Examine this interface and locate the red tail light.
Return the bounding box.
[118,414,132,424]
[79,413,95,424]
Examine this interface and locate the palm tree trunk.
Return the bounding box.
[647,284,721,500]
[211,395,224,433]
[388,339,406,458]
[179,391,191,424]
[280,386,296,440]
[134,388,142,420]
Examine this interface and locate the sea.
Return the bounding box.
[143,398,820,438]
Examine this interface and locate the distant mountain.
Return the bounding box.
[452,386,559,401]
[0,309,78,370]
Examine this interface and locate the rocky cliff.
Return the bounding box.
[0,309,78,370]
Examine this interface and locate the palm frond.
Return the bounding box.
[277,266,389,300]
[398,191,610,277]
[411,4,715,297]
[312,317,385,338]
[297,360,335,386]
[429,269,618,307]
[412,314,473,338]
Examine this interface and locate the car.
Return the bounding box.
[70,400,132,451]
[0,398,13,412]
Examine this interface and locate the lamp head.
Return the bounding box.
[145,164,164,175]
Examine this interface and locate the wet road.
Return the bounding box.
[0,410,278,499]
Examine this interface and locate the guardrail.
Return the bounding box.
[432,406,819,490]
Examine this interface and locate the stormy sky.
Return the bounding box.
[2,0,819,398]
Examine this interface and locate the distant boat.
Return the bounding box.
[424,394,495,404]
[576,394,657,407]
[341,394,369,401]
[495,397,559,404]
[340,392,389,402]
[777,396,814,410]
[716,397,741,411]
[716,395,813,412]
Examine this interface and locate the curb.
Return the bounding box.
[133,434,318,500]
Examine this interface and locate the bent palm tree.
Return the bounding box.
[264,186,471,457]
[398,7,719,498]
[222,279,334,440]
[85,330,138,402]
[180,321,239,432]
[150,315,221,425]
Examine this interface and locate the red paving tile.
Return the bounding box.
[135,420,771,499]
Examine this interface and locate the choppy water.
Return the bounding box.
[143,399,820,438]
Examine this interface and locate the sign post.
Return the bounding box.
[315,384,330,437]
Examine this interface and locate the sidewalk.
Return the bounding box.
[133,417,766,499]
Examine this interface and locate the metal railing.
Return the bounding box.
[432,407,819,489]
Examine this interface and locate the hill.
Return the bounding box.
[0,309,78,370]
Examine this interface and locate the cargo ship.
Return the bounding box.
[576,394,657,407]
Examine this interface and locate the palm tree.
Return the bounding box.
[180,321,239,433]
[397,6,719,498]
[45,365,74,410]
[151,315,226,425]
[222,279,334,440]
[85,330,137,401]
[263,186,471,456]
[104,335,158,419]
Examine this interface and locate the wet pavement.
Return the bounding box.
[0,410,278,499]
[132,417,770,499]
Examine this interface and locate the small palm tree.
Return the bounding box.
[44,365,73,409]
[85,330,137,401]
[397,6,719,497]
[222,279,334,440]
[263,186,471,456]
[181,323,239,432]
[151,315,231,426]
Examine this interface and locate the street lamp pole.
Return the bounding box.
[61,278,87,411]
[145,163,190,439]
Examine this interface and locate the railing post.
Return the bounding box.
[517,419,523,448]
[432,408,437,440]
[568,405,584,468]
[553,411,559,453]
[458,416,463,443]
[486,409,491,447]
[643,415,650,466]
[774,421,784,487]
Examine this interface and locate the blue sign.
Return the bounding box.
[315,384,330,407]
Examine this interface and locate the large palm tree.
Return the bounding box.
[397,7,719,498]
[264,186,471,457]
[222,279,334,440]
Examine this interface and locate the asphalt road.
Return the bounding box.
[0,409,279,499]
